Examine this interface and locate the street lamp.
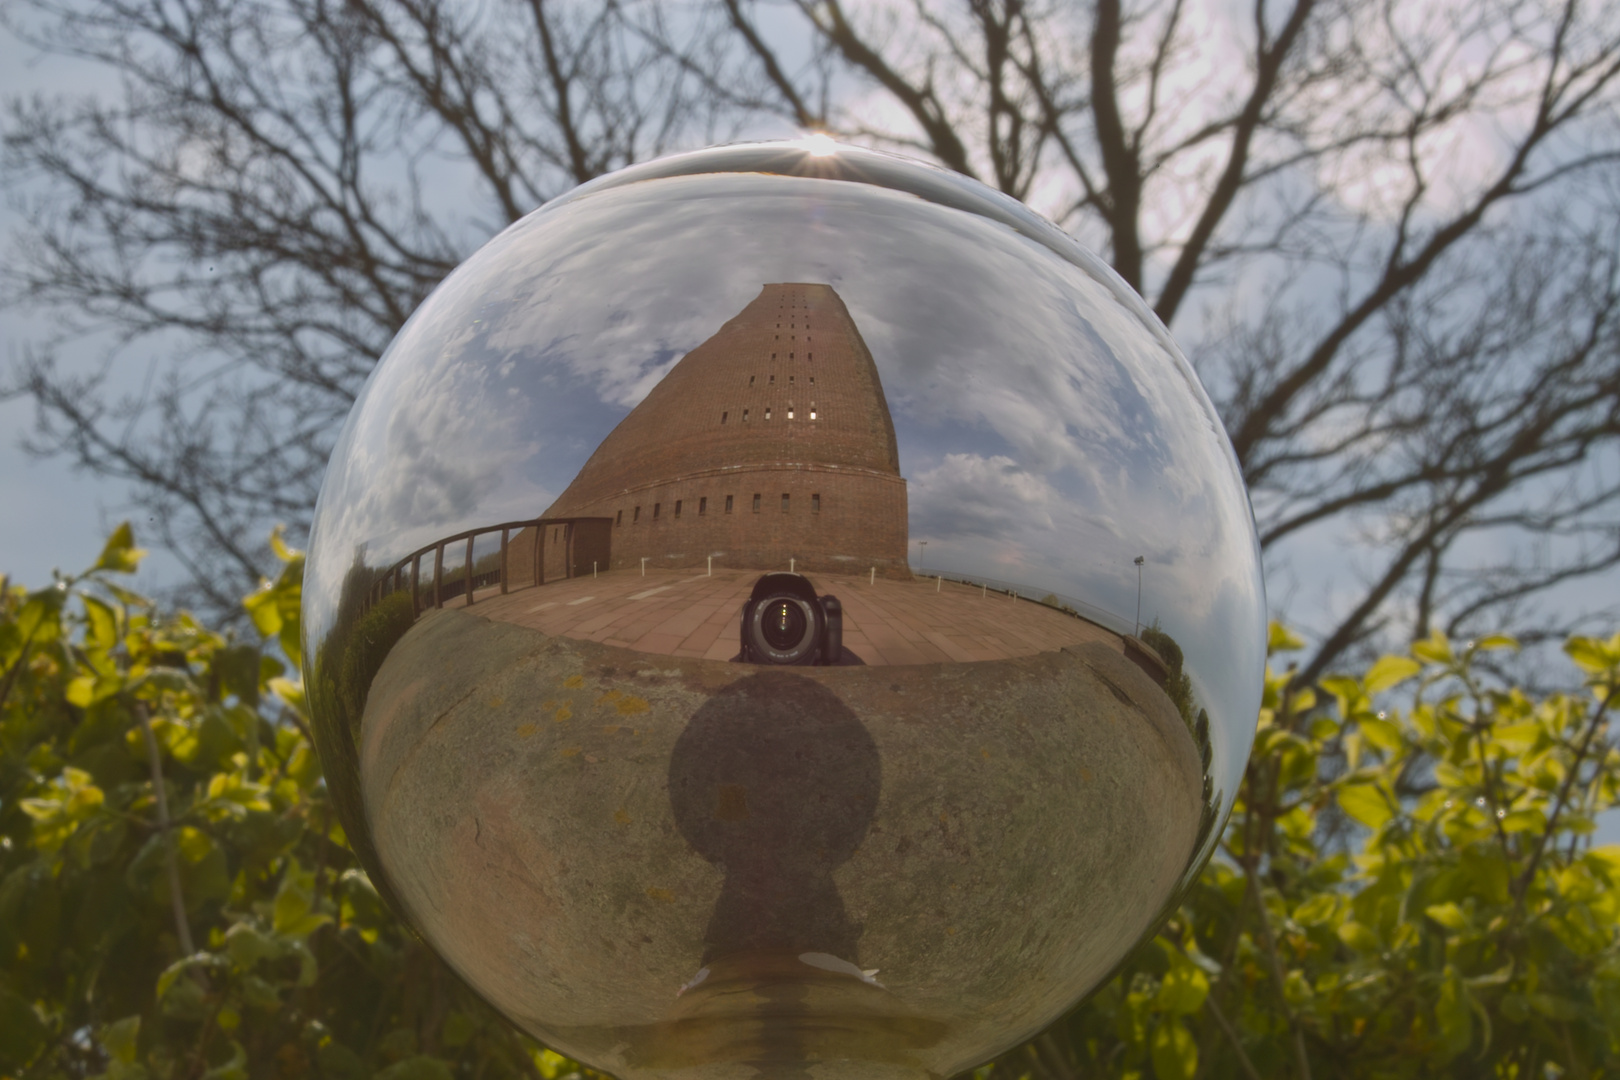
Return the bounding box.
[1134,555,1145,635]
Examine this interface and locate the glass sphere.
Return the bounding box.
[303,141,1265,1080]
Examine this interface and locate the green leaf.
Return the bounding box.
[0,983,47,1067]
[1149,1018,1197,1080]
[1425,902,1470,930]
[101,1016,141,1065]
[93,522,147,574]
[374,1057,454,1080]
[1435,966,1473,1061]
[1268,622,1305,654]
[1412,630,1453,664]
[1338,782,1394,828]
[1365,655,1422,693]
[1293,893,1339,927]
[1153,961,1209,1015]
[1563,633,1619,675]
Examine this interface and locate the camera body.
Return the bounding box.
[738,572,845,665]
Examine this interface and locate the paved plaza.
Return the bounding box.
[460,568,1121,666]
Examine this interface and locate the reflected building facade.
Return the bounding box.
[527,283,909,580]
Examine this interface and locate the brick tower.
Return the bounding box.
[539,283,909,576]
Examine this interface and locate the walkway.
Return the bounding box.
[464,569,1121,666]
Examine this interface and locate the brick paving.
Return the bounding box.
[462,568,1121,666]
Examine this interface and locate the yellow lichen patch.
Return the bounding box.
[563,675,585,689]
[979,747,991,759]
[559,746,582,758]
[554,704,573,723]
[616,695,650,716]
[516,722,538,738]
[946,927,957,936]
[595,689,623,706]
[1080,766,1095,783]
[614,808,633,825]
[486,697,505,708]
[542,699,555,710]
[645,887,675,903]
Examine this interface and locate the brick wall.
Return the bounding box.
[544,283,910,576]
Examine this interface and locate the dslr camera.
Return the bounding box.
[738,572,853,665]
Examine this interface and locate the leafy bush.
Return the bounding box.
[2,527,1617,1079]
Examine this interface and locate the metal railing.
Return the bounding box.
[362,518,544,617]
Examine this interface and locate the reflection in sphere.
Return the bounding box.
[303,140,1266,1080]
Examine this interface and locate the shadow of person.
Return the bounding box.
[670,671,881,966]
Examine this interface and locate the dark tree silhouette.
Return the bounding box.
[4,0,1619,681]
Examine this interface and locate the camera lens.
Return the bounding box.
[762,599,808,651]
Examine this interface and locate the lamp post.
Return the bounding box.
[1134,555,1145,635]
[918,540,927,573]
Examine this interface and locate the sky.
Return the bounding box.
[3,13,1615,845]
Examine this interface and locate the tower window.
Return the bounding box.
[789,375,794,384]
[810,405,818,420]
[699,497,707,515]
[787,408,794,419]
[653,503,660,519]
[789,353,793,359]
[721,411,728,424]
[749,375,755,386]
[809,376,814,384]
[743,409,749,421]
[781,493,790,512]
[769,374,774,384]
[752,494,761,513]
[812,494,820,513]
[674,500,682,518]
[616,510,622,526]
[726,495,734,513]
[765,408,772,420]
[807,354,812,362]
[634,506,640,522]
[771,353,776,359]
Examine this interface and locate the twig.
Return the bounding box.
[1247,870,1313,1080]
[137,701,195,955]
[1206,994,1265,1080]
[1516,681,1614,900]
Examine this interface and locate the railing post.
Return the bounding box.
[433,544,444,608]
[410,556,420,617]
[466,535,475,606]
[500,528,510,594]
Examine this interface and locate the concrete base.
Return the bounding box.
[360,606,1203,1080]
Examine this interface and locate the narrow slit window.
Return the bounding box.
[789,375,794,384]
[653,503,660,519]
[749,375,755,386]
[810,405,818,420]
[765,407,772,420]
[743,409,749,421]
[634,506,640,522]
[616,510,622,526]
[787,408,794,419]
[674,500,682,518]
[721,411,728,424]
[752,493,761,513]
[699,497,707,515]
[769,374,774,384]
[811,494,820,513]
[726,495,734,513]
[781,493,790,512]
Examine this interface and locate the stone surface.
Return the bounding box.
[361,606,1203,1080]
